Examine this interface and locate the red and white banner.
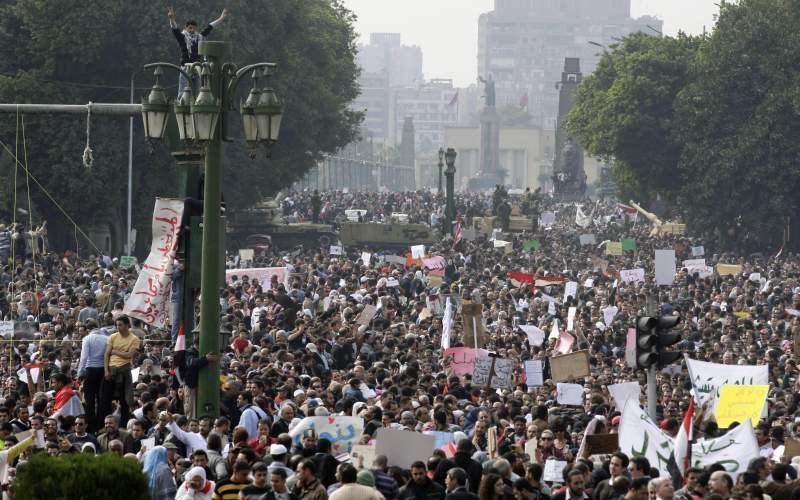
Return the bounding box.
[124,198,184,328]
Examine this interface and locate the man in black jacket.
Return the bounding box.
[445,467,478,499]
[167,6,229,94]
[177,337,217,418]
[434,440,483,494]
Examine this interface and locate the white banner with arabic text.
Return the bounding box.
[124,198,184,328]
[619,402,759,478]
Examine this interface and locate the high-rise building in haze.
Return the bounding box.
[357,33,423,87]
[478,0,662,129]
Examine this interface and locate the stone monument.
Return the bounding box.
[552,58,586,198]
[468,75,504,190]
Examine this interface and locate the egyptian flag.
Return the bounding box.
[53,385,83,418]
[669,398,694,489]
[509,272,534,285]
[174,322,187,385]
[534,276,566,287]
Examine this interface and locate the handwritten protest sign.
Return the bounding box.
[550,350,590,382]
[620,268,645,283]
[289,416,363,455]
[124,198,185,328]
[119,255,137,269]
[376,428,435,468]
[350,444,376,469]
[556,383,584,405]
[356,304,377,325]
[329,245,344,255]
[410,245,426,259]
[605,241,623,256]
[226,267,290,289]
[579,234,596,245]
[692,245,705,257]
[461,303,485,348]
[586,434,619,455]
[716,263,743,276]
[238,249,254,263]
[524,360,544,387]
[519,325,545,346]
[473,356,514,389]
[0,321,13,339]
[361,252,372,265]
[716,385,769,428]
[543,459,568,483]
[443,348,489,377]
[563,281,578,302]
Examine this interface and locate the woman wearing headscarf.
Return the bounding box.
[142,445,177,500]
[175,466,215,500]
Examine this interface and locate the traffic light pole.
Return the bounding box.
[647,365,657,419]
[646,291,658,420]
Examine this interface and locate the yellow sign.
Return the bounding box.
[605,242,623,256]
[716,263,743,276]
[733,311,751,320]
[716,384,769,428]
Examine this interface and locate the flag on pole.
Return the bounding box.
[175,322,186,352]
[447,90,459,109]
[453,220,463,248]
[670,398,695,488]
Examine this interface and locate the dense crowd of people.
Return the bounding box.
[0,188,797,500]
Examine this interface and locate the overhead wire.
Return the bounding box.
[0,137,103,256]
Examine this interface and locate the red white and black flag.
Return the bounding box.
[668,398,694,489]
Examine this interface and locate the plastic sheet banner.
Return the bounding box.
[289,417,363,454]
[124,198,184,328]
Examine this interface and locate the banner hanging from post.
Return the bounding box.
[124,198,185,328]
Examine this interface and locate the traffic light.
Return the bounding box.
[636,316,658,368]
[656,315,682,367]
[635,315,682,368]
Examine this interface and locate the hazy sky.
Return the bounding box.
[341,0,719,87]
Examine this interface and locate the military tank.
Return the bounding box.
[226,198,337,250]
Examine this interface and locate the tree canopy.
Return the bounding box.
[0,0,362,253]
[568,0,800,249]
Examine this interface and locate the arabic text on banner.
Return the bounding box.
[619,401,759,478]
[288,416,363,454]
[124,198,185,328]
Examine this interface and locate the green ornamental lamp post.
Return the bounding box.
[140,42,282,417]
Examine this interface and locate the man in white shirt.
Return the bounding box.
[165,412,207,457]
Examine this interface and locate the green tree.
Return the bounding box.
[0,0,361,253]
[567,32,701,203]
[674,0,800,248]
